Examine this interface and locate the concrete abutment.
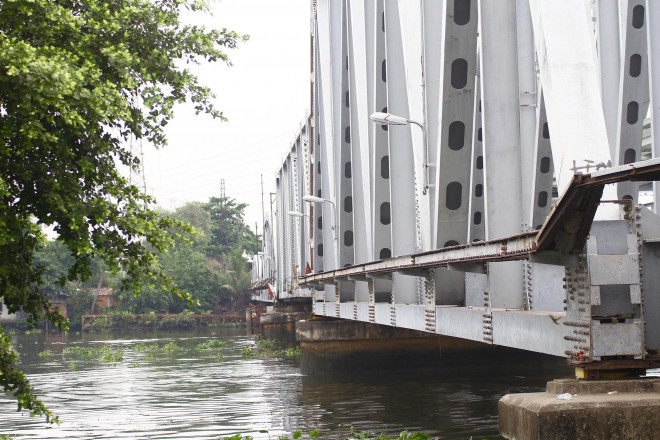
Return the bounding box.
[499,378,660,439]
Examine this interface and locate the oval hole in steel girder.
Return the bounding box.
[345,126,351,143]
[317,216,322,230]
[317,161,321,175]
[344,196,353,213]
[474,184,483,198]
[450,58,468,89]
[345,91,350,108]
[448,121,466,150]
[632,5,645,29]
[382,11,385,32]
[629,54,642,77]
[344,230,354,247]
[444,240,460,247]
[380,202,391,225]
[453,0,471,25]
[476,156,483,170]
[382,60,387,83]
[317,244,324,257]
[446,182,462,210]
[623,194,633,201]
[381,107,388,131]
[344,161,352,178]
[381,155,390,179]
[540,157,551,173]
[538,191,548,208]
[542,122,550,139]
[473,211,482,225]
[317,189,322,197]
[627,101,639,124]
[624,148,637,165]
[477,127,482,142]
[379,248,391,259]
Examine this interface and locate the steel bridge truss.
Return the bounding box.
[251,0,660,372]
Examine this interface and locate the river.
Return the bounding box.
[0,329,572,439]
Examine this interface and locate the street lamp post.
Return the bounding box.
[369,111,429,195]
[302,195,337,239]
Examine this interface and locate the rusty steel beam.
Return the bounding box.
[301,232,537,285]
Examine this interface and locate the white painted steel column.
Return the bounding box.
[370,0,394,298]
[615,0,648,202]
[648,0,660,213]
[384,0,418,304]
[399,0,428,253]
[467,76,485,243]
[421,0,444,248]
[347,0,370,303]
[432,0,479,305]
[315,0,337,304]
[528,0,617,218]
[596,0,622,159]
[516,0,538,228]
[529,91,554,230]
[478,0,524,309]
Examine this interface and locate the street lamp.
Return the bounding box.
[302,195,337,239]
[369,111,429,194]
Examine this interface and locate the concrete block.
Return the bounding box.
[500,378,660,439]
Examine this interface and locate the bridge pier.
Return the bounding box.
[258,304,310,342]
[499,378,660,440]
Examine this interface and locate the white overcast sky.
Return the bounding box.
[140,0,311,234]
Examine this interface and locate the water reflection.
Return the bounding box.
[1,330,570,440]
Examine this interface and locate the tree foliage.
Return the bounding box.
[204,196,260,257]
[224,248,251,309]
[0,0,244,422]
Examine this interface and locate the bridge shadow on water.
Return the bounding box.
[299,350,570,439]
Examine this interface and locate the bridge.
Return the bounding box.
[249,0,660,377]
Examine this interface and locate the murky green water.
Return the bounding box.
[1,329,571,439]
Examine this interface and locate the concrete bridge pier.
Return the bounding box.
[499,378,660,440]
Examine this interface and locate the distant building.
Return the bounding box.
[94,287,115,310]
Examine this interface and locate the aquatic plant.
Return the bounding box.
[132,343,160,353]
[63,346,101,358]
[98,346,124,363]
[241,347,256,359]
[196,339,228,350]
[24,328,42,335]
[162,342,180,353]
[68,361,78,370]
[243,338,302,359]
[38,349,52,358]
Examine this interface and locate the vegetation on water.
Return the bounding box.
[196,339,228,350]
[241,338,302,359]
[218,426,433,440]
